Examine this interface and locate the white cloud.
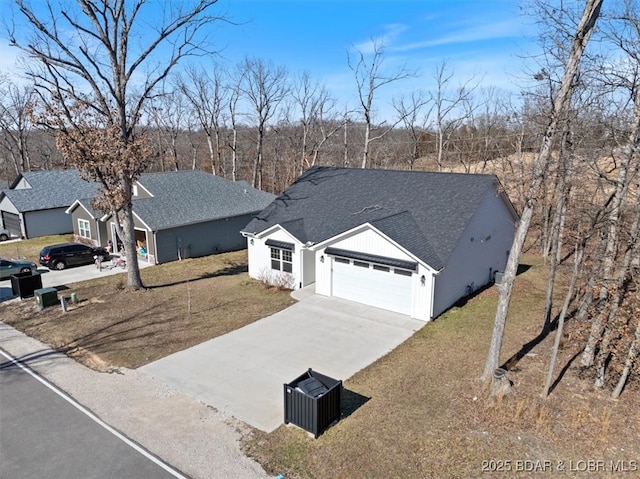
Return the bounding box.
[392,19,524,53]
[352,23,409,54]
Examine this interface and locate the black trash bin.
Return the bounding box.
[11,271,43,299]
[284,368,342,438]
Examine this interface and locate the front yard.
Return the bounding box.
[0,237,294,369]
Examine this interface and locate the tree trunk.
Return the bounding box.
[611,317,640,398]
[361,120,371,169]
[593,174,640,387]
[542,130,574,331]
[542,240,584,397]
[582,79,640,368]
[121,179,144,290]
[231,126,238,181]
[206,134,216,175]
[481,0,603,387]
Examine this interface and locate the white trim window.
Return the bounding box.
[270,247,293,273]
[78,219,91,238]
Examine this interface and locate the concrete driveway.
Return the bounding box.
[140,288,425,432]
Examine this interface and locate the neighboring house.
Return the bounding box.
[67,170,275,264]
[242,166,519,321]
[0,169,97,239]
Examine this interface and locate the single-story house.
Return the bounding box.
[242,166,519,321]
[67,170,275,264]
[0,169,97,239]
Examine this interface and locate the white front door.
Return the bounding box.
[331,257,413,315]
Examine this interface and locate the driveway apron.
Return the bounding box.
[140,288,425,432]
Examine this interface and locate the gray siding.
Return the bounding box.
[24,208,72,238]
[71,207,107,245]
[154,213,254,264]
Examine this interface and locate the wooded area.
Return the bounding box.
[1,0,637,397]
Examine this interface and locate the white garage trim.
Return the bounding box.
[329,254,413,315]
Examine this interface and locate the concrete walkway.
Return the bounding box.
[140,287,425,432]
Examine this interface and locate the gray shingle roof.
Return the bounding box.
[131,170,275,230]
[2,169,97,212]
[243,166,507,269]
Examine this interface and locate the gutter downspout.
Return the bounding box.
[430,271,438,320]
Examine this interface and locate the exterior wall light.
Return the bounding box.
[420,275,426,286]
[250,238,254,245]
[320,255,325,263]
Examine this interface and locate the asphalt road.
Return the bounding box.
[0,350,187,479]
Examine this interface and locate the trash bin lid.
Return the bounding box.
[297,377,328,398]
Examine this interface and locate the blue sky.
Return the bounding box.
[0,0,537,119]
[214,0,535,98]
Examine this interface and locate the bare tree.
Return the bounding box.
[177,64,229,175]
[238,57,289,189]
[288,71,341,176]
[0,77,35,174]
[146,87,195,172]
[430,60,479,171]
[392,90,432,170]
[8,0,225,289]
[581,0,640,373]
[348,39,415,169]
[481,0,604,390]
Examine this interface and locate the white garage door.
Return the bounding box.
[331,257,413,315]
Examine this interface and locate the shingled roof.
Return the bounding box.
[2,169,97,212]
[130,170,275,230]
[243,166,510,270]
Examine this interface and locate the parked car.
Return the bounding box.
[39,242,109,270]
[0,228,11,241]
[0,258,37,280]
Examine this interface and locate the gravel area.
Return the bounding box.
[0,322,270,479]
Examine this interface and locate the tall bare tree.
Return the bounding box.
[0,77,35,175]
[348,39,415,169]
[481,0,604,389]
[8,0,224,289]
[430,60,479,172]
[177,64,229,176]
[392,90,432,170]
[288,71,341,176]
[238,57,289,189]
[581,0,640,373]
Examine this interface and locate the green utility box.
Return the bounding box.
[34,287,58,308]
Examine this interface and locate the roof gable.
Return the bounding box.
[4,169,98,212]
[243,166,508,267]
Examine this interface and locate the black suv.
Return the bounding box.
[39,242,109,270]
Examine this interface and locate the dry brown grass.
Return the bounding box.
[243,254,640,479]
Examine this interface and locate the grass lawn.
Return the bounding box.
[243,255,640,479]
[1,236,295,369]
[2,237,638,478]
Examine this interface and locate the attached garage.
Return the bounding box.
[326,247,416,316]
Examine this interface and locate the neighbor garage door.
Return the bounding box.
[331,257,413,315]
[1,211,21,238]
